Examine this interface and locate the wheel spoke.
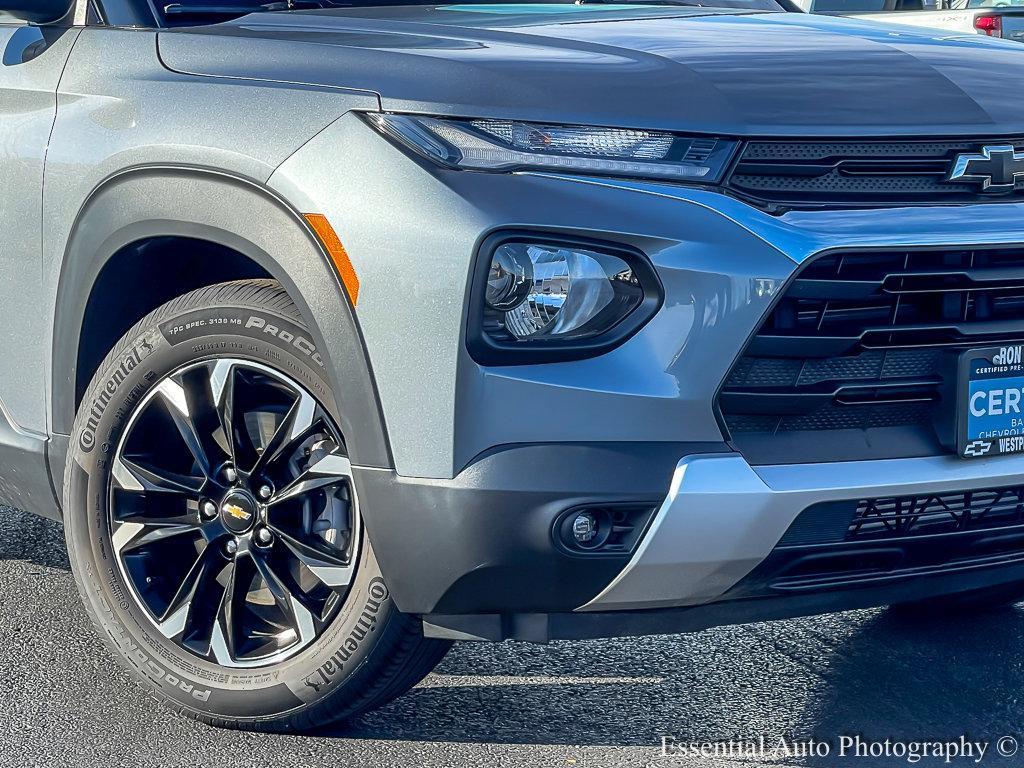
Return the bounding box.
[111,521,197,554]
[211,557,243,661]
[210,616,234,666]
[157,602,191,640]
[249,390,318,479]
[112,456,204,496]
[270,450,352,506]
[159,545,216,625]
[155,378,216,478]
[116,509,197,528]
[251,554,316,646]
[174,553,231,658]
[208,359,242,470]
[251,553,293,613]
[269,524,354,588]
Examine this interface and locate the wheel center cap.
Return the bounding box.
[220,490,258,533]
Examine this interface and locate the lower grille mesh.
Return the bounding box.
[728,485,1024,598]
[719,246,1024,463]
[779,486,1024,548]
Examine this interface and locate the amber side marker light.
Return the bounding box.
[304,213,360,306]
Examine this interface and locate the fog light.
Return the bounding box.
[571,512,598,545]
[555,504,659,555]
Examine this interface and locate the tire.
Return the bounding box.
[64,279,450,731]
[890,583,1024,617]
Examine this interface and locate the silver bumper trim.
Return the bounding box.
[580,452,1024,612]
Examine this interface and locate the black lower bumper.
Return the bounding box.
[353,441,725,615]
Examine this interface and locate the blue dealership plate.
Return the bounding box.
[960,345,1024,458]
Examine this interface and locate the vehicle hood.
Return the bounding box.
[158,5,1024,137]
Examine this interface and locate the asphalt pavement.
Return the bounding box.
[2,504,1022,768]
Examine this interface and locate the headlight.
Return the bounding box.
[368,113,737,184]
[469,237,662,364]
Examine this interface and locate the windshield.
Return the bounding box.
[159,0,790,25]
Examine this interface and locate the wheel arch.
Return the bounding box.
[51,165,392,476]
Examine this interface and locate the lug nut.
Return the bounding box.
[200,500,217,520]
[257,485,273,501]
[225,539,238,556]
[224,466,238,483]
[254,527,274,548]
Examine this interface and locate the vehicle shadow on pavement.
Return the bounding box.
[798,607,1024,763]
[331,605,1024,756]
[0,507,70,571]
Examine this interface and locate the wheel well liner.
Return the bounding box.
[75,236,273,406]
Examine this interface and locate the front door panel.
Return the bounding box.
[0,23,79,433]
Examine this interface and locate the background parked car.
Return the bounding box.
[797,0,1024,42]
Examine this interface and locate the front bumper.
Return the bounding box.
[357,441,1024,642]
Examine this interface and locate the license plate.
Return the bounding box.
[960,345,1024,458]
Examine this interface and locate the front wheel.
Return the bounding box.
[64,280,449,731]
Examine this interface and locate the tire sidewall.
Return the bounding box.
[64,299,401,723]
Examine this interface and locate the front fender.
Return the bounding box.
[50,166,393,474]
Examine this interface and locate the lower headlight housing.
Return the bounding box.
[468,234,662,364]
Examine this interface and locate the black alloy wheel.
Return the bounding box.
[109,359,360,668]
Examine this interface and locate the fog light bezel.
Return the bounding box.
[466,231,663,365]
[553,503,661,557]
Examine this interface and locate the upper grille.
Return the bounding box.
[719,246,1024,463]
[726,139,1024,210]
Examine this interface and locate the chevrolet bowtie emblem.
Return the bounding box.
[948,145,1024,192]
[223,503,252,522]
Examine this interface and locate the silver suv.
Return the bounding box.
[7,0,1024,731]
